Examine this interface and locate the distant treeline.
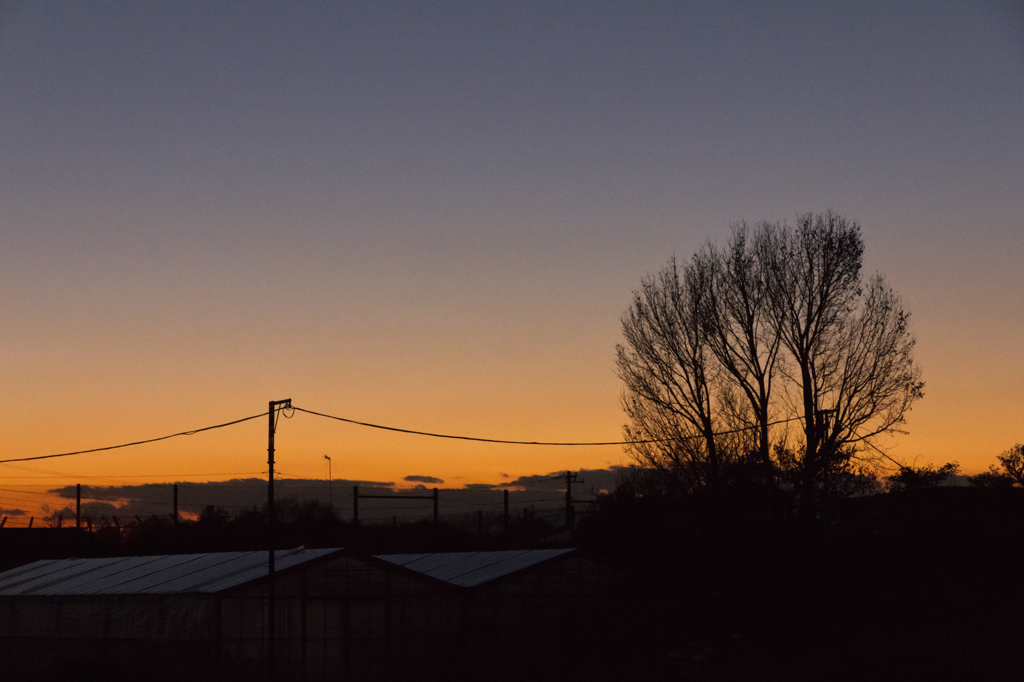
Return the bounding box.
[3,467,621,529]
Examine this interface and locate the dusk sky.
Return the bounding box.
[2,2,1022,519]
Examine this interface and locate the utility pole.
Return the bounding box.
[172,484,178,529]
[555,471,581,529]
[817,408,837,439]
[815,407,838,466]
[267,398,291,679]
[76,484,81,529]
[324,455,332,511]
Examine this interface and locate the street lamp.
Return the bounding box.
[324,454,332,510]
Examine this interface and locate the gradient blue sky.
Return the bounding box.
[1,1,1022,499]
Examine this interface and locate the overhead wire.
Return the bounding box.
[855,435,908,471]
[275,472,321,481]
[292,405,803,445]
[0,462,159,487]
[0,487,68,497]
[3,405,807,465]
[0,411,269,464]
[0,471,263,480]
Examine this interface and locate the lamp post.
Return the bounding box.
[324,454,332,510]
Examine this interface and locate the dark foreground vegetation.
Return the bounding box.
[3,481,1024,682]
[580,484,1024,682]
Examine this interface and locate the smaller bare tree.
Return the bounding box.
[997,444,1024,486]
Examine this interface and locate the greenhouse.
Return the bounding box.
[0,547,611,680]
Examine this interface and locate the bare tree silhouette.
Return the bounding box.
[616,212,924,511]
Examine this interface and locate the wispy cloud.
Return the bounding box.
[404,475,444,484]
[501,467,622,494]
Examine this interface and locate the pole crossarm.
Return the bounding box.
[355,494,436,500]
[353,486,439,524]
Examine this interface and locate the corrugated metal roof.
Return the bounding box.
[0,548,342,597]
[374,549,575,588]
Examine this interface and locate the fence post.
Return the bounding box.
[565,471,575,530]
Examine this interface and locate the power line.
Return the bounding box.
[855,435,908,471]
[294,405,802,445]
[0,462,155,487]
[0,471,263,480]
[292,405,637,445]
[0,487,68,497]
[2,403,806,466]
[0,412,269,464]
[275,472,322,481]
